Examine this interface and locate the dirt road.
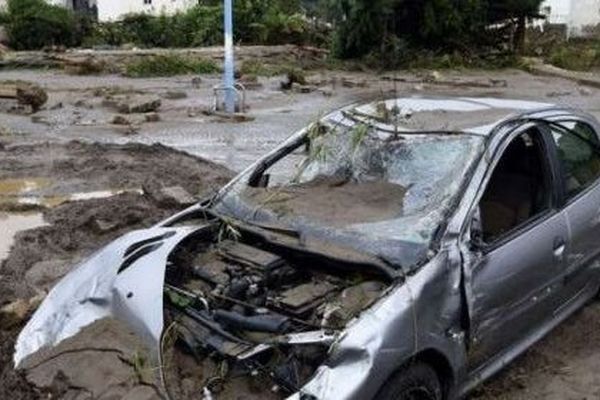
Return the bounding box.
[2,61,600,399]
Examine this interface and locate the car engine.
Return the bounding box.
[163,230,390,399]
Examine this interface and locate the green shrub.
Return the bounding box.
[2,0,321,50]
[124,54,220,77]
[6,0,76,50]
[83,1,317,49]
[548,42,600,71]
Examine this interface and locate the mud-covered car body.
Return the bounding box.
[16,97,600,400]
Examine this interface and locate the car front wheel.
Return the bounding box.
[376,362,443,400]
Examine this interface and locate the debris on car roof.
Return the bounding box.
[341,97,554,135]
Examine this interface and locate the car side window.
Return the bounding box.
[476,128,553,244]
[550,122,600,201]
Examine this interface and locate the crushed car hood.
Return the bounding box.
[14,210,397,399]
[14,224,207,366]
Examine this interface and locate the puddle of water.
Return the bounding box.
[0,212,47,262]
[70,189,143,201]
[0,178,49,195]
[0,178,56,208]
[0,178,142,208]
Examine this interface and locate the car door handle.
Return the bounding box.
[553,237,566,260]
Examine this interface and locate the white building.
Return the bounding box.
[0,0,199,21]
[95,0,198,22]
[541,0,600,36]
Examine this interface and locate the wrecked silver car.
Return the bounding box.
[16,97,600,399]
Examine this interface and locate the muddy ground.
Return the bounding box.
[2,51,600,399]
[0,141,234,400]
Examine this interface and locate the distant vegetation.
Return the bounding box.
[124,54,220,77]
[2,0,79,50]
[0,0,326,50]
[3,0,597,72]
[322,0,545,66]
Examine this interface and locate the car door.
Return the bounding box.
[547,120,600,305]
[464,124,569,370]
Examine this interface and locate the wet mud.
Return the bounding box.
[0,141,234,400]
[0,141,232,209]
[244,179,407,226]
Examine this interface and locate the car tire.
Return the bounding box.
[376,362,443,400]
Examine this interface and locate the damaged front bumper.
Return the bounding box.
[14,224,206,366]
[15,216,407,400]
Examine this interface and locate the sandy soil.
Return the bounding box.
[2,56,600,399]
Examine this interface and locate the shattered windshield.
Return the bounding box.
[213,120,484,268]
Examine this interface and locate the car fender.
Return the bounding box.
[14,224,208,366]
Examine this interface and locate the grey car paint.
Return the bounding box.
[15,97,600,400]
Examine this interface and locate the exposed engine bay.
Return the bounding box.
[163,228,390,399]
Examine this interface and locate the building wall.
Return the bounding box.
[0,0,196,21]
[541,0,600,36]
[541,0,571,25]
[569,0,600,36]
[97,0,197,21]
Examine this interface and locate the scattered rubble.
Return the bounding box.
[291,82,316,93]
[191,77,203,88]
[111,114,131,125]
[0,82,48,113]
[145,112,161,122]
[112,112,161,126]
[280,69,307,90]
[201,109,256,123]
[341,76,368,88]
[103,95,162,114]
[547,91,572,98]
[163,90,188,100]
[51,55,109,76]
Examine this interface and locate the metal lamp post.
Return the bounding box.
[223,0,235,113]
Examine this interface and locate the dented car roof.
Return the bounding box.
[333,97,555,135]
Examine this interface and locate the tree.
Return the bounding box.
[323,0,544,59]
[6,0,76,50]
[323,0,396,58]
[487,0,545,53]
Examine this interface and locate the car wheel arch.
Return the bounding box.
[376,349,455,400]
